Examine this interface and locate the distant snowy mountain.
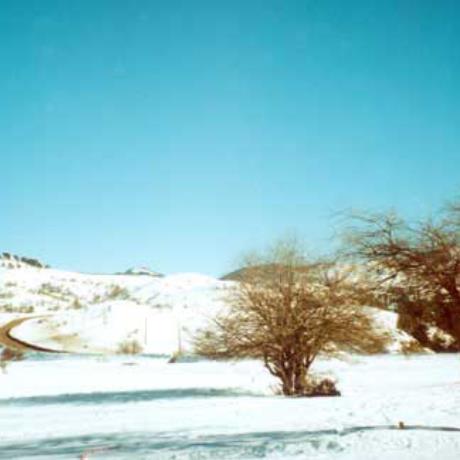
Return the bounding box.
[118,267,164,277]
[0,255,418,356]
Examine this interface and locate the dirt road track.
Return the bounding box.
[0,316,64,353]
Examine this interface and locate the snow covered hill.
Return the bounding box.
[0,254,417,356]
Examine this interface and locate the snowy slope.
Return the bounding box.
[0,256,416,356]
[0,256,234,354]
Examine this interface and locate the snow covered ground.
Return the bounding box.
[0,353,458,459]
[1,255,457,459]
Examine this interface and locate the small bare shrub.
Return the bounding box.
[38,283,69,301]
[0,292,13,299]
[117,339,143,355]
[401,339,426,355]
[38,283,59,295]
[108,285,129,299]
[1,348,24,361]
[92,294,102,304]
[0,347,25,373]
[304,376,341,397]
[71,298,84,309]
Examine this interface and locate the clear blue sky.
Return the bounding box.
[1,0,459,276]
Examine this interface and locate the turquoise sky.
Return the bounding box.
[1,0,459,275]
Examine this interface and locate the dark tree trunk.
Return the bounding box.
[272,360,309,396]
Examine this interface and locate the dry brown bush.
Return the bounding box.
[195,239,389,396]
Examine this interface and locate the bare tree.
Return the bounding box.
[195,240,388,396]
[345,205,460,350]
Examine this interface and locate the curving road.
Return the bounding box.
[0,316,63,353]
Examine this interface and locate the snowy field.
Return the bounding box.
[0,259,459,458]
[0,353,459,460]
